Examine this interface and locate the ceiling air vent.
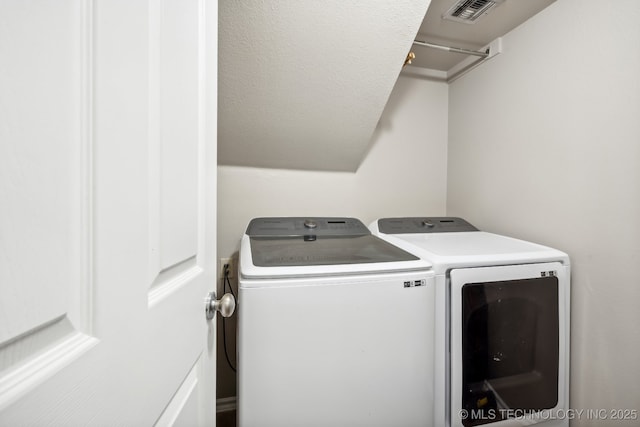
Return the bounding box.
[442,0,504,24]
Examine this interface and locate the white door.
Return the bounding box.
[0,0,219,425]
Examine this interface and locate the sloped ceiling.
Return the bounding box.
[218,0,432,172]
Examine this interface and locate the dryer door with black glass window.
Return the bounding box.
[450,262,568,427]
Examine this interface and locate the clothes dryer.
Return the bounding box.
[370,217,570,427]
[238,217,436,427]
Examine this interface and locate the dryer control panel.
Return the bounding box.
[378,217,478,234]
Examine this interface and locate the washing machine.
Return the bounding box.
[370,217,570,427]
[237,217,436,427]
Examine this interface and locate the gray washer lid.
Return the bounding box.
[246,217,419,267]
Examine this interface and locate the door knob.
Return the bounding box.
[205,291,236,320]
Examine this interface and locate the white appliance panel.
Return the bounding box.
[238,271,435,427]
[381,232,568,274]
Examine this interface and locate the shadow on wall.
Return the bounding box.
[217,251,239,400]
[360,72,420,164]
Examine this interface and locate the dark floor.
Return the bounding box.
[217,409,236,427]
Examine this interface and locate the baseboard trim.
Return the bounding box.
[216,396,237,413]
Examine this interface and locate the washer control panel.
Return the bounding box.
[246,217,370,237]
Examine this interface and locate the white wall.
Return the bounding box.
[216,74,449,398]
[448,0,640,424]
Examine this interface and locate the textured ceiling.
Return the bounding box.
[217,0,556,172]
[218,0,431,172]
